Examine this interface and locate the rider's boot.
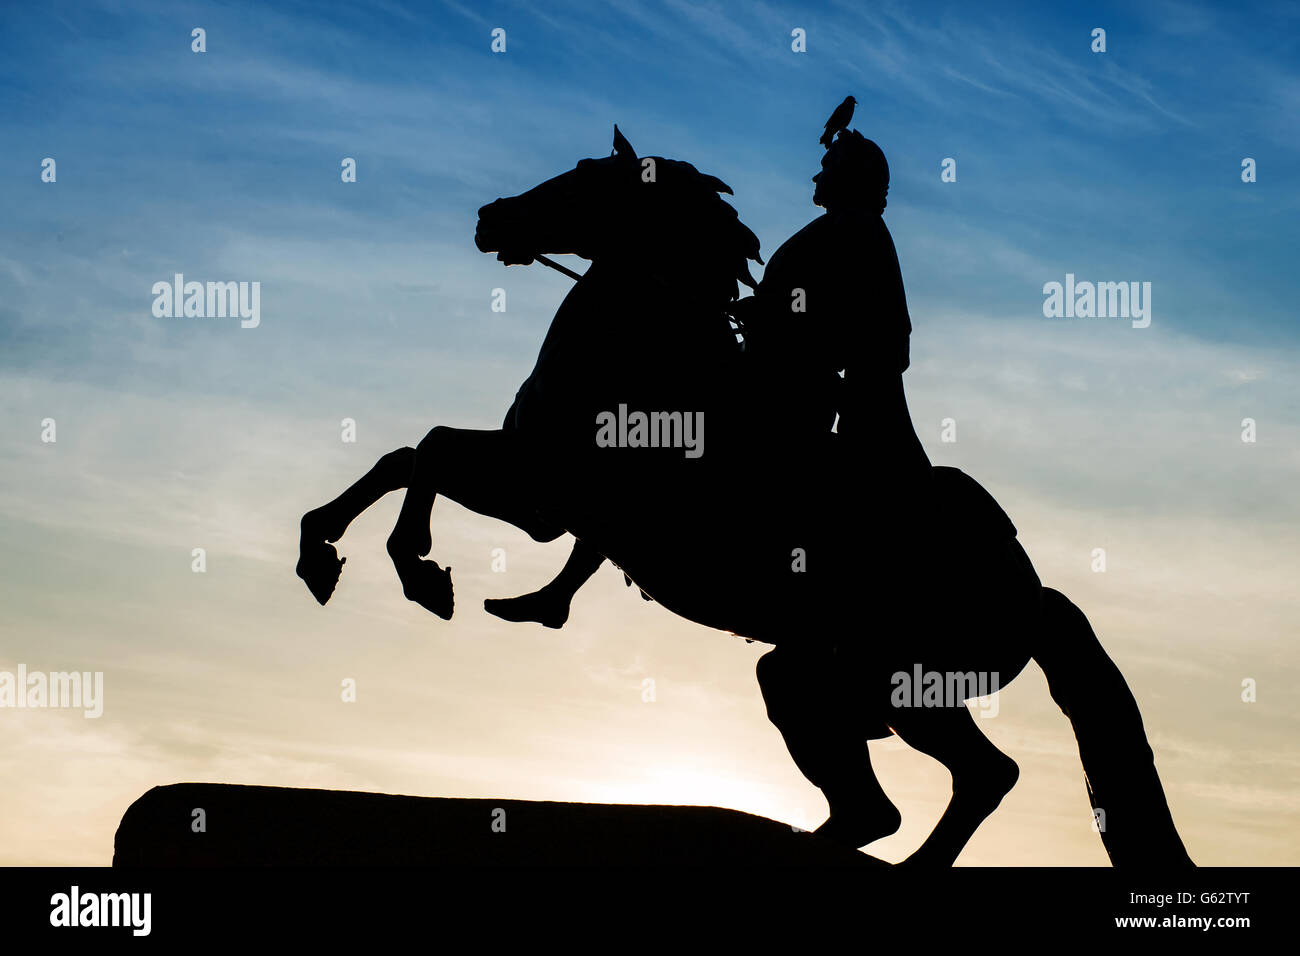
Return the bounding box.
[484,538,605,628]
[484,585,572,629]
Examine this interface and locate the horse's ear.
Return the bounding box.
[612,124,637,163]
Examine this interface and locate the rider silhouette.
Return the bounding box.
[738,127,928,480]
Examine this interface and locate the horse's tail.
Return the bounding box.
[1033,587,1194,867]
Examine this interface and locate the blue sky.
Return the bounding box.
[0,0,1297,865]
[3,0,1298,390]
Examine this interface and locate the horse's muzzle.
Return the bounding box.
[475,200,537,265]
[474,198,512,253]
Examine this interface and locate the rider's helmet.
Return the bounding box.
[814,130,890,214]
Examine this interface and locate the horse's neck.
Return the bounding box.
[538,256,728,363]
[537,259,620,351]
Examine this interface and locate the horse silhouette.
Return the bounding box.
[296,125,1194,868]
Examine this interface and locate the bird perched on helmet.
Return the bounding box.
[819,95,856,148]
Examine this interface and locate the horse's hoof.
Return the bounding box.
[398,559,455,620]
[812,802,902,850]
[296,539,346,605]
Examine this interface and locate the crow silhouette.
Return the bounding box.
[819,95,856,148]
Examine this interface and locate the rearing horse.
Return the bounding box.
[297,127,1193,867]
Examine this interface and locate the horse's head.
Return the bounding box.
[475,126,762,300]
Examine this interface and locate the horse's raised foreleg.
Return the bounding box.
[757,647,902,848]
[387,426,563,619]
[297,446,416,604]
[890,703,1019,867]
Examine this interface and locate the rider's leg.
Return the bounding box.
[889,702,1019,867]
[297,447,416,604]
[387,427,563,618]
[484,537,605,628]
[756,646,901,848]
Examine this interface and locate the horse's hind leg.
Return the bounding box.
[757,648,902,848]
[387,426,561,619]
[298,447,416,604]
[889,704,1019,867]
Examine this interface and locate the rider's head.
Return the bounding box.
[812,130,889,214]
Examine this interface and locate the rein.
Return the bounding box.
[534,254,583,281]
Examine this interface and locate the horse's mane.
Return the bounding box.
[640,157,764,301]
